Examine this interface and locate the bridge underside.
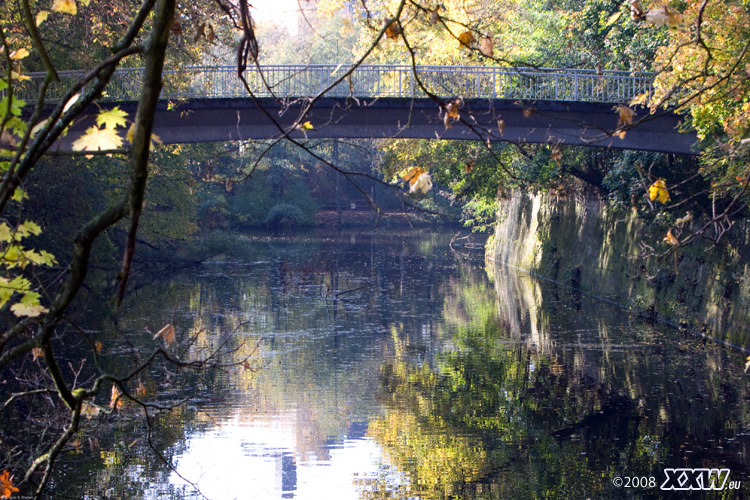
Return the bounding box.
[54,97,697,155]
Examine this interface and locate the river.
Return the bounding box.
[67,229,749,499]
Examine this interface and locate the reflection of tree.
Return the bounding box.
[363,263,750,499]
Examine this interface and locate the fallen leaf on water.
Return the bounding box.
[95,340,103,355]
[523,107,535,118]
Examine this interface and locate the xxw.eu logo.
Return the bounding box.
[661,469,739,491]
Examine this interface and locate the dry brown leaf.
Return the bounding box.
[402,167,425,187]
[465,161,475,173]
[616,105,635,127]
[81,402,101,419]
[385,20,401,39]
[550,145,562,166]
[429,8,440,25]
[109,385,123,409]
[135,380,147,397]
[32,347,44,362]
[154,323,176,347]
[664,229,679,246]
[523,107,535,118]
[480,35,494,57]
[458,31,475,48]
[497,119,506,135]
[94,340,103,354]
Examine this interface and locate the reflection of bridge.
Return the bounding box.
[25,65,696,154]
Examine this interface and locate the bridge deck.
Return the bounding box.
[16,65,696,154]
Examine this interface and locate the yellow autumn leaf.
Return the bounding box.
[675,211,692,226]
[72,125,124,152]
[36,10,50,25]
[9,48,30,60]
[648,179,670,204]
[0,223,11,243]
[51,0,77,15]
[10,71,30,81]
[96,107,128,129]
[31,347,44,361]
[11,302,49,318]
[630,93,649,107]
[605,10,623,27]
[81,402,101,419]
[300,121,314,130]
[95,340,103,354]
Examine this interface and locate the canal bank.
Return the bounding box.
[487,193,750,349]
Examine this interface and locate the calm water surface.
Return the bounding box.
[78,229,750,499]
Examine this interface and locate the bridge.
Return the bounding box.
[21,65,697,154]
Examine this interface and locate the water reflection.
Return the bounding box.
[75,230,749,499]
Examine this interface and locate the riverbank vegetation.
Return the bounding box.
[1,0,749,496]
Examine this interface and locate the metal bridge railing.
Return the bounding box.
[14,65,654,104]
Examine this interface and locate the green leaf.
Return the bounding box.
[12,187,27,202]
[0,223,11,243]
